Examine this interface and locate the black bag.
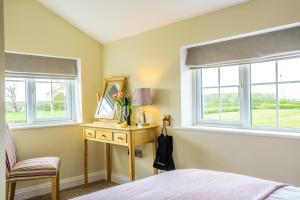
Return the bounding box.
[153,133,175,171]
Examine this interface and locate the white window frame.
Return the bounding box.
[32,78,76,124]
[248,58,300,132]
[196,67,242,126]
[4,52,82,128]
[181,48,300,133]
[5,76,77,127]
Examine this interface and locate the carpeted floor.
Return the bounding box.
[26,180,117,200]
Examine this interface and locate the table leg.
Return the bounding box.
[105,143,111,182]
[152,129,158,175]
[128,132,135,181]
[84,139,88,187]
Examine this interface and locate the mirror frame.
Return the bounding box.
[94,76,126,122]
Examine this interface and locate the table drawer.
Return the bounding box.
[96,131,113,141]
[114,132,127,144]
[85,129,95,138]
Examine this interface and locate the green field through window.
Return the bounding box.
[6,110,67,124]
[204,108,300,129]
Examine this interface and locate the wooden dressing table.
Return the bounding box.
[82,123,159,186]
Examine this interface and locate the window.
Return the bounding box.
[196,56,300,131]
[5,77,76,126]
[198,66,240,122]
[251,61,277,127]
[5,77,27,124]
[251,58,300,129]
[5,52,80,127]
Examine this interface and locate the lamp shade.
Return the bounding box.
[132,88,152,106]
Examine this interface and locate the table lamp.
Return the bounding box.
[132,88,152,127]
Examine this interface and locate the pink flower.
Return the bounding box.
[117,91,124,99]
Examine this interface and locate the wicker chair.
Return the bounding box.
[5,125,60,200]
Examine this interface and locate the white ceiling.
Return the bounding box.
[38,0,249,44]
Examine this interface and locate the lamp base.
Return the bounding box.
[137,123,150,128]
[137,108,148,127]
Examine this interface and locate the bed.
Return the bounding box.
[73,169,300,200]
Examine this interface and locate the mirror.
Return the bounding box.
[95,77,126,120]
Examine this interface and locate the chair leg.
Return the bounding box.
[51,172,59,200]
[6,182,9,200]
[10,182,16,200]
[57,171,60,199]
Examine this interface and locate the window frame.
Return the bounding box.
[5,75,77,127]
[195,55,300,133]
[250,58,300,131]
[196,67,243,126]
[5,76,28,126]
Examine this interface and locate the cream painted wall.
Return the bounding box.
[0,0,6,198]
[4,0,104,189]
[103,0,300,185]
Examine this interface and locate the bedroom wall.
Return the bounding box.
[0,0,6,197]
[103,0,300,185]
[4,0,104,190]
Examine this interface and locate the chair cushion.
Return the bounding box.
[7,157,60,182]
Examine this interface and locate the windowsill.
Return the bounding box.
[10,122,82,131]
[174,125,300,140]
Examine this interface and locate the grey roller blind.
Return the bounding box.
[5,52,78,78]
[186,26,300,68]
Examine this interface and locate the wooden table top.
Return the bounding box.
[81,122,159,131]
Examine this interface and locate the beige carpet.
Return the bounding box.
[26,180,117,200]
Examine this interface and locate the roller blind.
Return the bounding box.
[186,26,300,68]
[5,52,78,78]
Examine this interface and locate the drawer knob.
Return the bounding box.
[117,137,123,140]
[101,134,106,138]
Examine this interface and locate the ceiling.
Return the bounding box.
[38,0,249,44]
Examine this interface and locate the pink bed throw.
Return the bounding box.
[73,169,286,200]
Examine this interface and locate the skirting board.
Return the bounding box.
[111,173,129,184]
[14,171,105,200]
[14,171,129,200]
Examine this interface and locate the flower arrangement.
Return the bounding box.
[112,91,132,125]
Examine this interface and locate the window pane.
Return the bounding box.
[36,79,68,119]
[220,66,239,86]
[251,84,276,127]
[279,83,300,128]
[202,68,218,87]
[221,87,240,120]
[251,61,276,83]
[36,80,51,119]
[202,88,219,119]
[278,57,300,82]
[52,80,67,118]
[5,78,26,124]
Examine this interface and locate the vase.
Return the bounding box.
[116,107,123,124]
[123,97,131,126]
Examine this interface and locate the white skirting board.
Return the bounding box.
[14,171,129,200]
[111,173,129,184]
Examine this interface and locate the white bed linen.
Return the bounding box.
[266,186,300,200]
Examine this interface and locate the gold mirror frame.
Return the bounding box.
[95,76,126,122]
